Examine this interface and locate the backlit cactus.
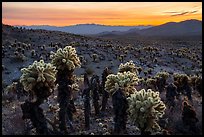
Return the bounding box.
[173,73,190,86]
[155,72,169,80]
[127,89,166,134]
[20,60,57,93]
[50,46,81,132]
[20,60,57,134]
[146,78,157,90]
[50,46,81,71]
[118,60,138,74]
[105,71,139,96]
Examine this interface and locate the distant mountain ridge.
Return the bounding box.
[16,24,152,35]
[94,19,202,38]
[139,19,202,36]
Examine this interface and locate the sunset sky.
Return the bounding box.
[2,2,202,26]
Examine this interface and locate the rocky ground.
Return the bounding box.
[2,24,202,135]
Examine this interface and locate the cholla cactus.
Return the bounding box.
[50,46,81,132]
[50,46,81,71]
[118,60,138,74]
[155,72,169,80]
[92,53,98,62]
[20,60,57,93]
[173,73,189,85]
[146,78,157,90]
[127,89,166,134]
[105,71,139,96]
[20,60,57,134]
[173,73,180,81]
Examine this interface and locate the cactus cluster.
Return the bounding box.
[105,71,139,96]
[173,73,190,86]
[127,89,166,133]
[118,60,138,74]
[20,60,57,92]
[50,46,81,71]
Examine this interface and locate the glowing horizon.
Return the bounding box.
[2,2,202,26]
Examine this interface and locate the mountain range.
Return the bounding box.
[94,19,202,38]
[15,19,202,38]
[16,24,152,35]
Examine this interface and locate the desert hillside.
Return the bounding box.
[2,24,202,135]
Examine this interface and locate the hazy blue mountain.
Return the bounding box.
[16,24,152,35]
[93,19,202,38]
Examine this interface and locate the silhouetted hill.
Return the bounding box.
[92,19,202,40]
[139,19,202,36]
